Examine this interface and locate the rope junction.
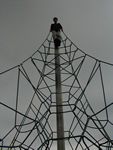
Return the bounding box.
[0,32,113,149]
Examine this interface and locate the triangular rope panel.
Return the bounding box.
[0,32,113,149]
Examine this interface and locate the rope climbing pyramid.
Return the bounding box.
[0,32,113,149]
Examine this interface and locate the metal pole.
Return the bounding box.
[55,47,65,150]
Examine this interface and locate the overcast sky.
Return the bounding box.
[0,0,113,71]
[0,0,113,149]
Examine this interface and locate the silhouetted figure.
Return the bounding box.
[50,17,63,48]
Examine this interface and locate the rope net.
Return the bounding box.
[0,32,113,150]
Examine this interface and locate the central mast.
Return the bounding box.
[55,47,65,150]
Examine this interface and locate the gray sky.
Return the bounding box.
[0,0,113,70]
[0,0,113,149]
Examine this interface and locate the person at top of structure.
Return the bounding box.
[50,17,63,32]
[50,17,63,48]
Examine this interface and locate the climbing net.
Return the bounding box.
[0,32,113,150]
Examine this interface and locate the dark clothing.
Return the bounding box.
[50,23,63,32]
[54,39,61,48]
